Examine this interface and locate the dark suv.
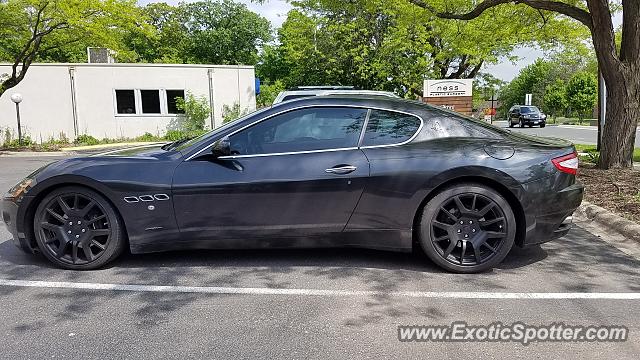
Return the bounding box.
[508,105,547,128]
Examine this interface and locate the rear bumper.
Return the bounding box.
[521,181,584,246]
[1,196,35,254]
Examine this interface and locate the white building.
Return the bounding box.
[0,63,257,141]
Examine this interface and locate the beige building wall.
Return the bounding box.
[0,63,256,141]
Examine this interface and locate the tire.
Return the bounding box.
[508,122,514,128]
[418,183,516,273]
[519,119,524,128]
[528,124,533,127]
[33,186,125,270]
[540,123,546,128]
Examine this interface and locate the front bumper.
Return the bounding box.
[522,117,546,125]
[1,196,35,254]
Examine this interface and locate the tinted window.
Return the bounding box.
[229,107,366,155]
[115,90,136,114]
[361,110,421,146]
[166,90,185,114]
[520,106,539,113]
[141,90,161,114]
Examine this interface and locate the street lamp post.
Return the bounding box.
[10,93,23,146]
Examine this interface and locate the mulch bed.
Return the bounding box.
[578,163,640,223]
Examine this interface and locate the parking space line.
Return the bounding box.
[1,279,640,299]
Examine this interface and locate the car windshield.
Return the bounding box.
[520,106,540,113]
[174,107,271,151]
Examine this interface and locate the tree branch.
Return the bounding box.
[409,0,593,30]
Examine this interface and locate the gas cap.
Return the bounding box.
[483,144,515,160]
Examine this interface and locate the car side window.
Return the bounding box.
[361,110,421,147]
[228,107,367,155]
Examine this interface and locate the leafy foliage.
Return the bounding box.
[175,92,210,132]
[543,79,568,119]
[566,71,597,120]
[129,0,272,65]
[256,80,286,108]
[222,103,248,123]
[0,0,149,97]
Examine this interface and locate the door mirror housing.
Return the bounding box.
[211,137,231,158]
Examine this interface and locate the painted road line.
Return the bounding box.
[1,279,640,299]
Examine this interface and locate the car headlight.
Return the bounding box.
[7,178,35,200]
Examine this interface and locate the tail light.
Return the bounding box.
[552,152,579,175]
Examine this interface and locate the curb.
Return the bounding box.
[574,201,640,243]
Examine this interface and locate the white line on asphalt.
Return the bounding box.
[1,279,639,300]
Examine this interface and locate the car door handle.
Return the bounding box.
[325,165,357,175]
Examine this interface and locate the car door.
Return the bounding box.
[172,106,370,243]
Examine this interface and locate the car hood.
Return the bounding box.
[92,143,169,159]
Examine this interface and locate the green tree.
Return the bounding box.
[260,0,586,98]
[127,0,272,65]
[566,72,597,120]
[543,79,568,119]
[0,0,147,98]
[497,59,552,116]
[182,0,272,65]
[410,0,640,169]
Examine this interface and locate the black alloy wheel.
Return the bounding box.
[419,183,516,273]
[34,186,125,269]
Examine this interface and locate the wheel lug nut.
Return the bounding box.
[82,229,86,233]
[464,234,469,238]
[75,235,79,239]
[67,230,71,234]
[77,221,82,225]
[460,221,464,224]
[469,220,473,224]
[69,222,73,225]
[457,229,461,233]
[472,229,476,233]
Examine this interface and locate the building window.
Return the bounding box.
[140,90,161,114]
[166,90,185,114]
[115,90,136,114]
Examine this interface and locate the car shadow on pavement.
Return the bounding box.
[1,226,640,330]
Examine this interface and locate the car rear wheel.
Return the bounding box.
[418,183,516,273]
[540,123,546,128]
[33,186,125,270]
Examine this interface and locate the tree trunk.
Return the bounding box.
[598,66,640,169]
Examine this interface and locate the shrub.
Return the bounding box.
[74,134,100,146]
[136,132,161,142]
[175,92,210,132]
[222,102,248,124]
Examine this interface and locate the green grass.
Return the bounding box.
[575,143,640,163]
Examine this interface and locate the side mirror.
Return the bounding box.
[211,136,231,158]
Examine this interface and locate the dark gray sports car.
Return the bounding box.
[1,96,583,273]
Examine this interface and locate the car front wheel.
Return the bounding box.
[33,186,125,270]
[418,183,516,273]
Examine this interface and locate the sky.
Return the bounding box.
[140,0,560,82]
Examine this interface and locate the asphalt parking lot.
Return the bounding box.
[1,154,639,359]
[493,120,640,147]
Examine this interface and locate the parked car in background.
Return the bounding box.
[508,105,547,128]
[273,86,400,104]
[2,96,583,273]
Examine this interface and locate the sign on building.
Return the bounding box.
[422,79,473,115]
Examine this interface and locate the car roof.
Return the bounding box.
[271,94,437,113]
